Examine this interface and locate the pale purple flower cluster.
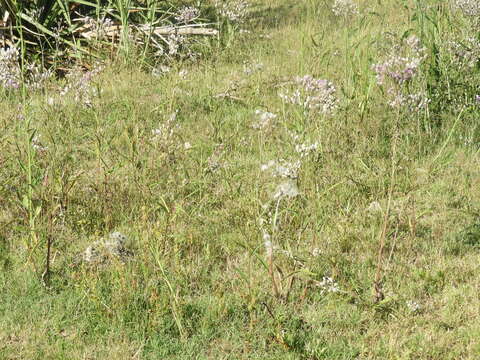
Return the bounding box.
[332,0,359,18]
[60,65,103,107]
[373,35,429,112]
[372,36,426,86]
[280,75,338,115]
[215,0,249,23]
[167,34,185,56]
[32,134,48,152]
[0,46,52,91]
[175,6,200,24]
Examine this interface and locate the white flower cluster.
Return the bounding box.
[261,159,301,179]
[175,6,200,24]
[280,75,338,115]
[252,109,277,129]
[315,276,340,294]
[151,111,179,144]
[295,141,319,158]
[406,300,422,313]
[332,0,359,18]
[215,0,249,22]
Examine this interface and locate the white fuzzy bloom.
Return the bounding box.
[273,180,300,200]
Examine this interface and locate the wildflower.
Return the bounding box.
[315,276,340,294]
[25,63,52,90]
[184,142,192,150]
[295,141,318,157]
[175,6,200,24]
[32,134,48,152]
[273,180,300,200]
[0,46,51,91]
[372,35,429,112]
[0,47,21,90]
[366,201,382,214]
[372,36,426,86]
[166,34,186,56]
[215,0,249,23]
[448,37,480,69]
[280,75,338,115]
[179,69,189,79]
[387,91,430,112]
[264,234,273,258]
[406,300,422,313]
[332,0,359,18]
[252,109,277,129]
[151,111,179,144]
[152,65,171,77]
[261,159,301,179]
[60,65,103,107]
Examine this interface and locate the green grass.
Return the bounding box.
[1,0,480,358]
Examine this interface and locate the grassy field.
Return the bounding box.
[1,0,480,358]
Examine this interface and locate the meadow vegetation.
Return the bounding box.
[1,0,480,358]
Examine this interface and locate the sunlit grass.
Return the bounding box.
[1,0,480,359]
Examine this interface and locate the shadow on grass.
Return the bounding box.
[247,2,304,30]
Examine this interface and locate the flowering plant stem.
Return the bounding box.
[268,197,282,298]
[373,119,398,303]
